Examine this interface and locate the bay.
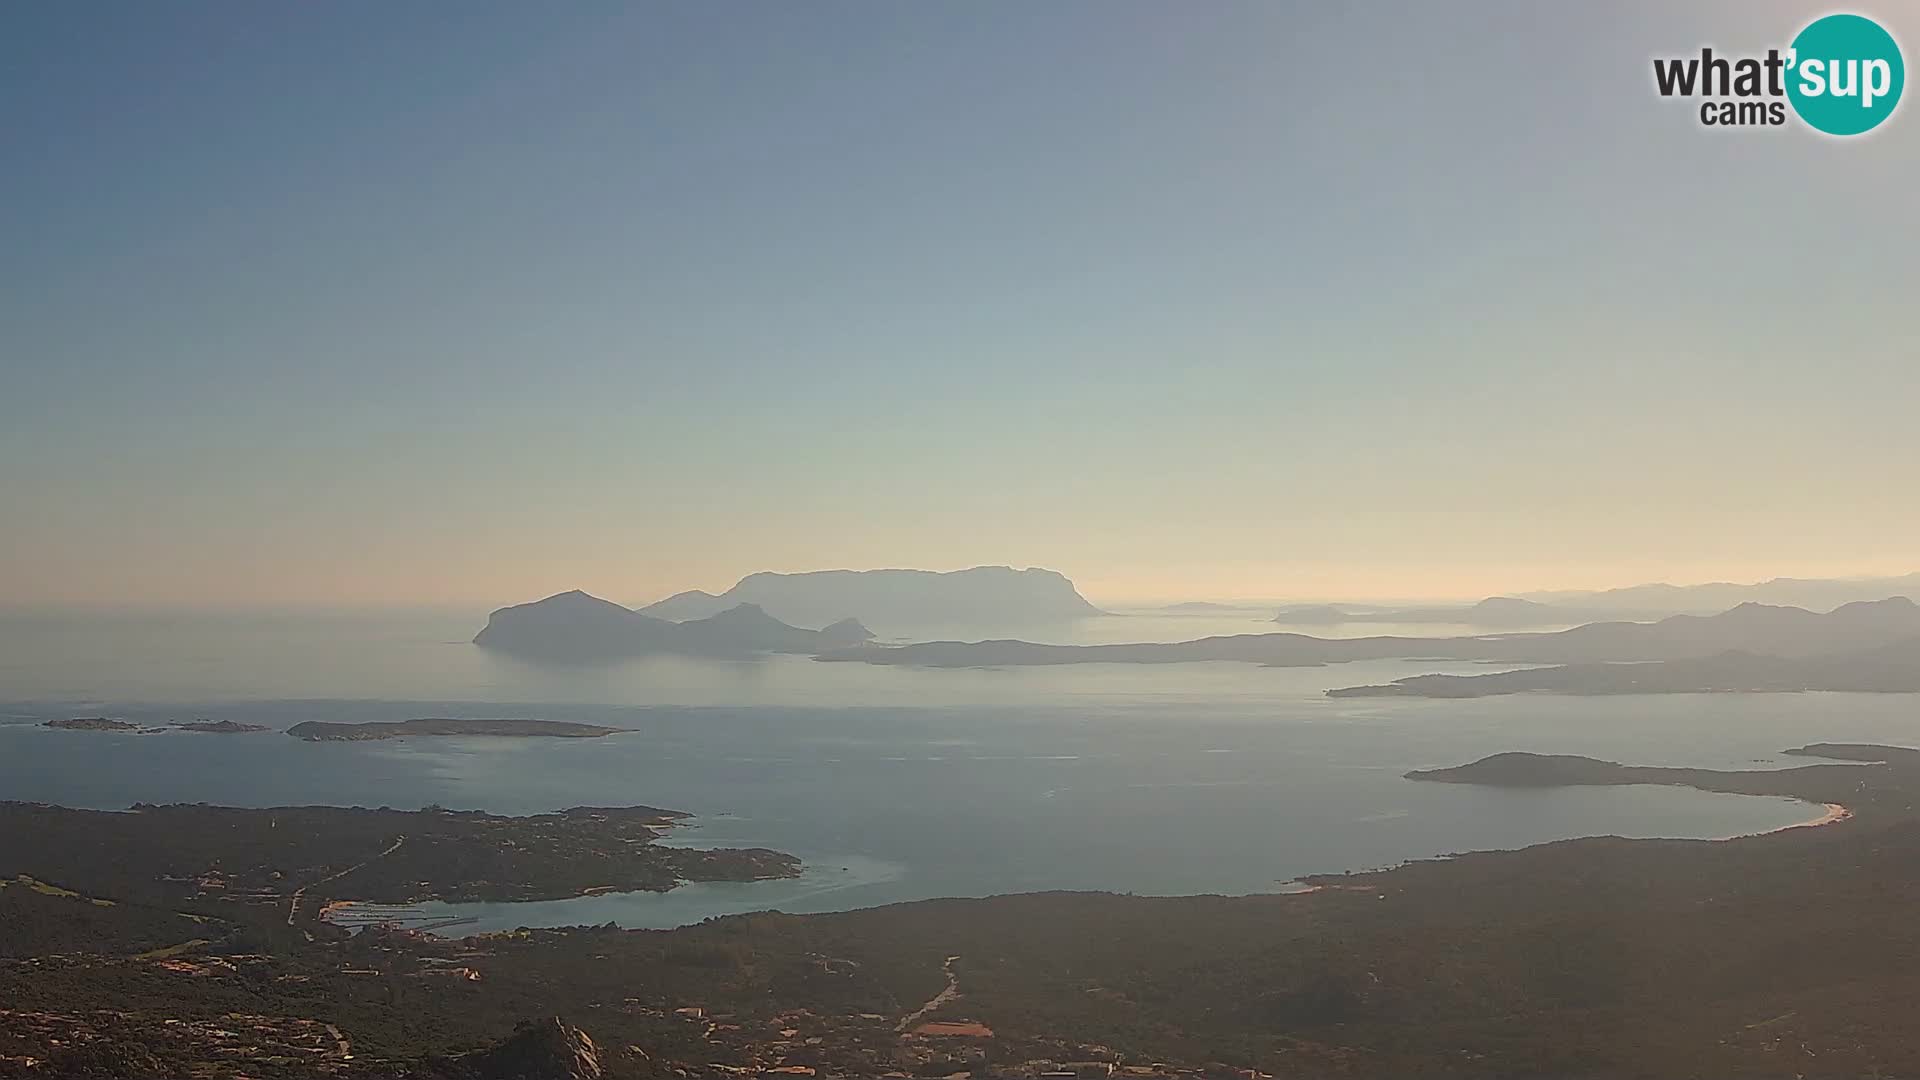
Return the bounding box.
[3,611,1911,930]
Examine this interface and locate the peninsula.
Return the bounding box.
[1274,595,1574,627]
[1328,635,1920,698]
[1403,743,1895,809]
[0,800,800,926]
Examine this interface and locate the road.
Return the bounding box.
[897,955,962,1032]
[286,835,406,928]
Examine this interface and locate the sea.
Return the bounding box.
[4,607,1915,931]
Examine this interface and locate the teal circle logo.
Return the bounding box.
[1786,14,1905,135]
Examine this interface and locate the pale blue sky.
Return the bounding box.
[3,2,1915,608]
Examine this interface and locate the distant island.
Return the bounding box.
[1155,601,1260,614]
[172,719,269,734]
[474,590,872,662]
[286,718,626,742]
[1525,569,1920,616]
[41,717,274,735]
[1404,743,1897,810]
[44,717,139,732]
[1329,635,1920,698]
[636,565,1104,630]
[1274,596,1572,627]
[825,597,1920,676]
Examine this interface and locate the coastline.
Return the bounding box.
[326,852,910,935]
[1281,794,1854,896]
[1752,799,1852,837]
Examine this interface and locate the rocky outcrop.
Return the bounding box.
[412,1017,603,1079]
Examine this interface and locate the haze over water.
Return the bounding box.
[5,609,1907,930]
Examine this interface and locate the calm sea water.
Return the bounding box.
[3,610,1914,930]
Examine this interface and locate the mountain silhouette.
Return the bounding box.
[827,597,1920,670]
[1526,571,1920,615]
[635,566,1102,630]
[1273,596,1567,627]
[474,591,872,661]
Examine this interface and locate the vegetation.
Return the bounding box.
[7,746,1920,1077]
[0,801,798,950]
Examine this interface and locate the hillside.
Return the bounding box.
[473,591,871,661]
[13,745,1920,1078]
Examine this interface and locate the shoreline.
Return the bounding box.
[319,783,1846,934]
[1753,799,1852,837]
[1283,795,1855,896]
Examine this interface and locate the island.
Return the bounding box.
[43,717,139,732]
[286,718,626,741]
[1274,595,1574,627]
[172,719,270,734]
[1526,568,1920,616]
[825,596,1920,679]
[1329,635,1920,698]
[636,565,1105,628]
[473,590,873,662]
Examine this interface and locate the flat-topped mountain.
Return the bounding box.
[637,565,1103,629]
[1158,601,1255,613]
[474,590,872,661]
[825,596,1920,671]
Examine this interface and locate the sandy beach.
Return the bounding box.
[1785,801,1853,830]
[1723,800,1853,840]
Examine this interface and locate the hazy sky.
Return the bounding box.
[4,2,1916,610]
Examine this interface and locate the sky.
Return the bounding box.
[3,1,1916,610]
